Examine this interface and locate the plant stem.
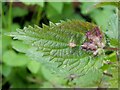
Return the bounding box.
[104,47,119,51]
[36,6,42,25]
[8,1,12,31]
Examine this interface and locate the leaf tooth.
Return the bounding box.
[42,23,49,29]
[16,28,25,35]
[55,23,61,25]
[34,24,41,29]
[34,25,43,32]
[23,26,27,30]
[28,25,33,29]
[23,26,30,33]
[25,26,33,32]
[49,21,56,27]
[60,20,65,23]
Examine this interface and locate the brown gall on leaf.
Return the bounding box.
[81,42,97,51]
[86,27,102,39]
[81,26,105,56]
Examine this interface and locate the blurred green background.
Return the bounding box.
[1,1,118,89]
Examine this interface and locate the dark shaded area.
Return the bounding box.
[105,51,113,55]
[75,7,92,22]
[73,2,92,22]
[2,81,10,90]
[13,11,34,28]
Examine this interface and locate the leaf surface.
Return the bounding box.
[8,20,105,87]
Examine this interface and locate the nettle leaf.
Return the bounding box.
[8,20,106,87]
[94,2,118,8]
[105,14,118,47]
[11,40,30,53]
[48,2,63,14]
[3,50,30,67]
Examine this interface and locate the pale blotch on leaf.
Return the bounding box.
[68,42,77,48]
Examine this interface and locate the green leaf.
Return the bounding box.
[0,35,2,60]
[105,14,118,47]
[106,14,118,39]
[11,23,20,32]
[80,2,118,15]
[72,55,104,87]
[94,2,118,8]
[2,64,12,77]
[12,7,28,17]
[3,50,30,66]
[8,20,105,87]
[101,64,118,88]
[109,67,118,88]
[47,3,84,23]
[2,35,11,52]
[106,52,117,62]
[27,60,41,74]
[46,3,62,20]
[62,3,84,21]
[25,47,61,76]
[80,2,97,15]
[41,66,66,85]
[41,82,54,88]
[73,67,102,87]
[12,40,30,53]
[90,5,117,32]
[7,67,30,88]
[48,2,63,14]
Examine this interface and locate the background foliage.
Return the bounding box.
[1,1,119,89]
